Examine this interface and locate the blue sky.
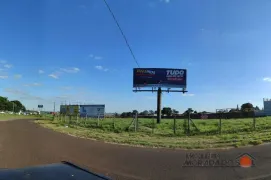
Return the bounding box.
[1,0,271,113]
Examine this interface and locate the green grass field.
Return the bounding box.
[0,114,40,121]
[36,116,271,149]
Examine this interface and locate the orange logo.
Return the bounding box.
[237,153,255,168]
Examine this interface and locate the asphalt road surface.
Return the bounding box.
[0,119,271,180]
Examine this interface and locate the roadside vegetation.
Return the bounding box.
[36,116,271,149]
[0,114,40,121]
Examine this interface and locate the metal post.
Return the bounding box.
[85,114,87,127]
[76,115,78,129]
[188,112,191,135]
[136,113,139,131]
[157,87,162,124]
[173,115,176,135]
[219,114,222,134]
[98,114,100,127]
[134,115,136,132]
[152,116,155,134]
[113,116,115,130]
[253,111,256,130]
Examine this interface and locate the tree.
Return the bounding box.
[254,106,260,111]
[148,110,154,115]
[126,112,132,117]
[241,103,254,112]
[172,109,179,115]
[0,97,25,112]
[194,111,197,114]
[132,110,138,115]
[162,107,172,116]
[141,110,149,116]
[121,112,127,117]
[183,108,194,116]
[121,112,133,117]
[10,100,25,112]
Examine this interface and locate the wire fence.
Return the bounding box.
[46,113,271,136]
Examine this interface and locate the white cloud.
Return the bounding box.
[33,83,42,86]
[95,66,103,70]
[60,67,80,73]
[95,65,109,72]
[60,86,72,90]
[182,93,195,97]
[4,64,12,68]
[0,60,7,64]
[24,83,42,86]
[0,75,8,79]
[56,95,69,99]
[89,54,103,60]
[14,74,22,79]
[263,77,271,82]
[49,74,59,79]
[94,56,103,60]
[160,0,170,3]
[38,70,44,74]
[4,88,27,95]
[48,67,79,79]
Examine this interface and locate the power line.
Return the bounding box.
[102,0,140,68]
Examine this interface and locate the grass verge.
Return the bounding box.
[35,119,271,149]
[0,114,39,121]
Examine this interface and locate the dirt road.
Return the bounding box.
[0,119,271,180]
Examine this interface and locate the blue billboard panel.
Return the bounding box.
[80,105,105,118]
[133,68,187,88]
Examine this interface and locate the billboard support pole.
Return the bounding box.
[157,87,162,124]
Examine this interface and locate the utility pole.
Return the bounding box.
[157,87,162,124]
[54,102,56,113]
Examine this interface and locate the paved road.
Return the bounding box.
[0,120,271,180]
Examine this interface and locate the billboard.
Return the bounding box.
[133,68,187,88]
[80,105,105,118]
[60,105,80,115]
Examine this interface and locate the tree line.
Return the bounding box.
[0,96,26,112]
[118,102,261,118]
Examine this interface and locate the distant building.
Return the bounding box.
[264,98,271,116]
[60,104,105,118]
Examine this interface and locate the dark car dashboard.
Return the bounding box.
[0,161,111,180]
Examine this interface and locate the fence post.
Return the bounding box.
[76,115,78,129]
[173,115,176,135]
[97,114,100,127]
[219,114,222,135]
[253,112,256,130]
[136,113,139,131]
[152,116,155,134]
[188,112,190,135]
[85,114,87,127]
[113,116,115,130]
[134,115,136,132]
